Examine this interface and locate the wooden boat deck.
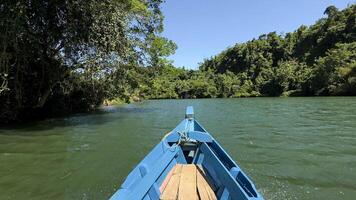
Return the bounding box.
[159,164,217,200]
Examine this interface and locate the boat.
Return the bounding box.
[110,106,263,200]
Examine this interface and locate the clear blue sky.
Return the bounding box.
[161,0,353,69]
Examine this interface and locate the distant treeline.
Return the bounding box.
[1,2,355,123]
[198,5,356,97]
[142,5,356,99]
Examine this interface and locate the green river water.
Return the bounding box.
[0,97,356,200]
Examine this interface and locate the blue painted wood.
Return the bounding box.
[175,147,188,164]
[230,167,240,178]
[119,142,167,190]
[165,131,179,142]
[109,106,263,200]
[221,167,241,200]
[194,120,207,132]
[193,148,203,165]
[166,130,212,143]
[126,147,179,200]
[209,140,259,198]
[200,142,250,200]
[220,188,230,200]
[185,106,194,119]
[155,158,177,187]
[147,183,160,200]
[110,146,180,200]
[139,164,149,177]
[187,131,213,142]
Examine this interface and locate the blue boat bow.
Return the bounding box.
[110,106,263,200]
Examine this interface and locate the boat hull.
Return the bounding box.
[110,107,263,200]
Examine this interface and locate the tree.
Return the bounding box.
[324,6,339,17]
[215,71,241,97]
[0,0,167,122]
[146,36,177,67]
[311,42,356,95]
[198,4,356,98]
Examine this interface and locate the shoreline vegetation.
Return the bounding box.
[103,96,141,106]
[1,2,355,124]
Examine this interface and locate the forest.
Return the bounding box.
[148,4,356,99]
[1,1,355,123]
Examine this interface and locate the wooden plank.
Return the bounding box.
[206,186,217,200]
[197,170,210,200]
[160,164,183,200]
[197,165,217,199]
[197,165,217,192]
[178,164,198,200]
[159,165,176,193]
[197,169,217,200]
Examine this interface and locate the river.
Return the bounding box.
[0,97,355,199]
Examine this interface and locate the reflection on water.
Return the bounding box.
[0,97,356,200]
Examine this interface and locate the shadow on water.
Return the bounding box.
[0,104,153,134]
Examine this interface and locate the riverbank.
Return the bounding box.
[2,94,355,126]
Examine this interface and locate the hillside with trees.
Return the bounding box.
[146,4,355,99]
[198,5,356,97]
[1,3,355,123]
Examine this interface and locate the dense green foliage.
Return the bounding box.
[0,0,175,122]
[1,3,355,123]
[198,5,356,97]
[127,5,355,100]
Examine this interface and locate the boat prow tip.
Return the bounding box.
[185,106,194,119]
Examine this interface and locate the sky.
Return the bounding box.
[161,0,354,69]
